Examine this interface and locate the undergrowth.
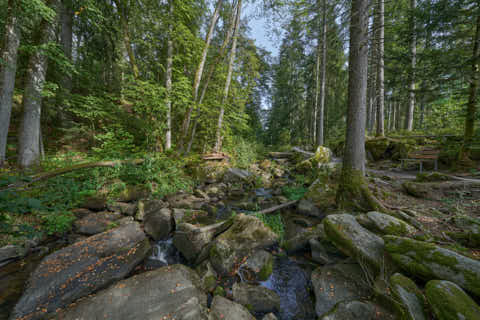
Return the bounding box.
[254,212,285,240]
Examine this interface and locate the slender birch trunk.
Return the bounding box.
[316,0,327,147]
[165,0,173,150]
[0,0,21,166]
[214,0,242,152]
[375,0,385,136]
[114,0,139,79]
[18,0,58,168]
[406,0,416,131]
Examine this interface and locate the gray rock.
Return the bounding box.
[283,223,325,254]
[262,313,278,320]
[210,214,278,275]
[320,301,376,320]
[166,193,205,210]
[384,236,480,296]
[144,207,172,240]
[357,211,416,236]
[297,199,324,218]
[311,262,373,317]
[54,265,208,320]
[73,211,122,235]
[240,250,274,281]
[223,168,254,183]
[0,245,26,263]
[174,220,232,263]
[81,196,107,211]
[309,238,344,265]
[425,280,480,320]
[11,223,150,320]
[209,296,255,320]
[232,283,280,314]
[195,260,218,292]
[390,273,428,320]
[136,199,168,221]
[106,201,137,216]
[323,214,385,272]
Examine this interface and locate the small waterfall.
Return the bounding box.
[146,238,181,269]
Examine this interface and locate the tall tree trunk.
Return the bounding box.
[391,99,396,131]
[336,0,384,212]
[57,0,73,126]
[186,3,237,154]
[0,0,21,166]
[375,0,385,136]
[114,0,139,79]
[396,98,402,131]
[316,0,327,147]
[405,0,416,131]
[214,0,242,153]
[460,13,480,160]
[165,0,173,150]
[18,0,58,168]
[181,0,224,150]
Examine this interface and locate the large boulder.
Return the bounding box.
[223,168,254,183]
[54,265,208,320]
[143,207,173,240]
[311,263,373,317]
[319,301,376,320]
[240,250,274,281]
[390,273,428,320]
[210,296,255,320]
[356,211,417,236]
[0,245,27,265]
[297,199,324,219]
[323,214,385,272]
[425,280,480,320]
[166,193,205,210]
[174,220,232,263]
[210,214,278,275]
[73,211,123,235]
[106,201,137,216]
[135,199,168,221]
[384,236,480,296]
[232,283,280,314]
[10,223,150,320]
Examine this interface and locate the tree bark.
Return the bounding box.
[181,0,224,150]
[316,0,327,147]
[57,0,73,126]
[336,0,385,212]
[18,0,58,168]
[214,0,242,153]
[375,0,385,136]
[460,13,480,160]
[165,0,173,150]
[0,0,21,166]
[114,0,139,79]
[406,0,416,131]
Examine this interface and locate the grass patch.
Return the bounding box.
[254,213,285,240]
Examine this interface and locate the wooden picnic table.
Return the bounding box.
[400,148,440,173]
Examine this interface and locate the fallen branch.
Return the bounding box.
[268,152,293,159]
[292,147,314,158]
[253,200,298,215]
[2,159,144,191]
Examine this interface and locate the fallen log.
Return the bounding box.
[2,159,144,191]
[268,152,293,159]
[202,153,230,161]
[292,147,315,157]
[253,200,298,215]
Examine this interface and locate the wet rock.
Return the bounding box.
[210,296,255,320]
[232,283,280,314]
[323,214,385,272]
[174,220,233,263]
[262,313,278,320]
[425,280,480,320]
[319,301,376,320]
[283,224,325,254]
[195,260,218,292]
[54,264,208,320]
[297,199,324,219]
[452,215,480,247]
[309,238,344,265]
[384,236,480,296]
[106,201,137,216]
[73,211,123,235]
[356,211,417,236]
[210,214,278,275]
[11,223,150,320]
[0,245,26,264]
[240,250,274,281]
[311,262,373,317]
[144,207,172,240]
[166,193,205,210]
[135,199,168,221]
[390,273,428,320]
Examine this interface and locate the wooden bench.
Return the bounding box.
[400,148,440,173]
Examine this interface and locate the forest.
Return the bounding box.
[1,0,480,320]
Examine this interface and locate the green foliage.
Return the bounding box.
[254,212,285,239]
[282,185,308,201]
[224,137,264,169]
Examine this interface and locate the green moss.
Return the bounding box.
[203,275,217,292]
[390,273,428,320]
[213,286,226,297]
[257,255,273,281]
[426,280,480,320]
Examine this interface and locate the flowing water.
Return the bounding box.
[260,256,316,320]
[144,238,182,269]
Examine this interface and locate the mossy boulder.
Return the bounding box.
[195,261,218,292]
[232,283,280,314]
[311,262,373,317]
[143,207,172,241]
[241,250,274,281]
[210,295,255,320]
[365,137,414,161]
[319,301,376,320]
[452,215,480,247]
[356,211,417,236]
[390,273,428,320]
[209,214,278,275]
[415,172,451,182]
[425,280,480,320]
[314,146,333,164]
[384,236,480,297]
[282,223,325,254]
[323,214,385,273]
